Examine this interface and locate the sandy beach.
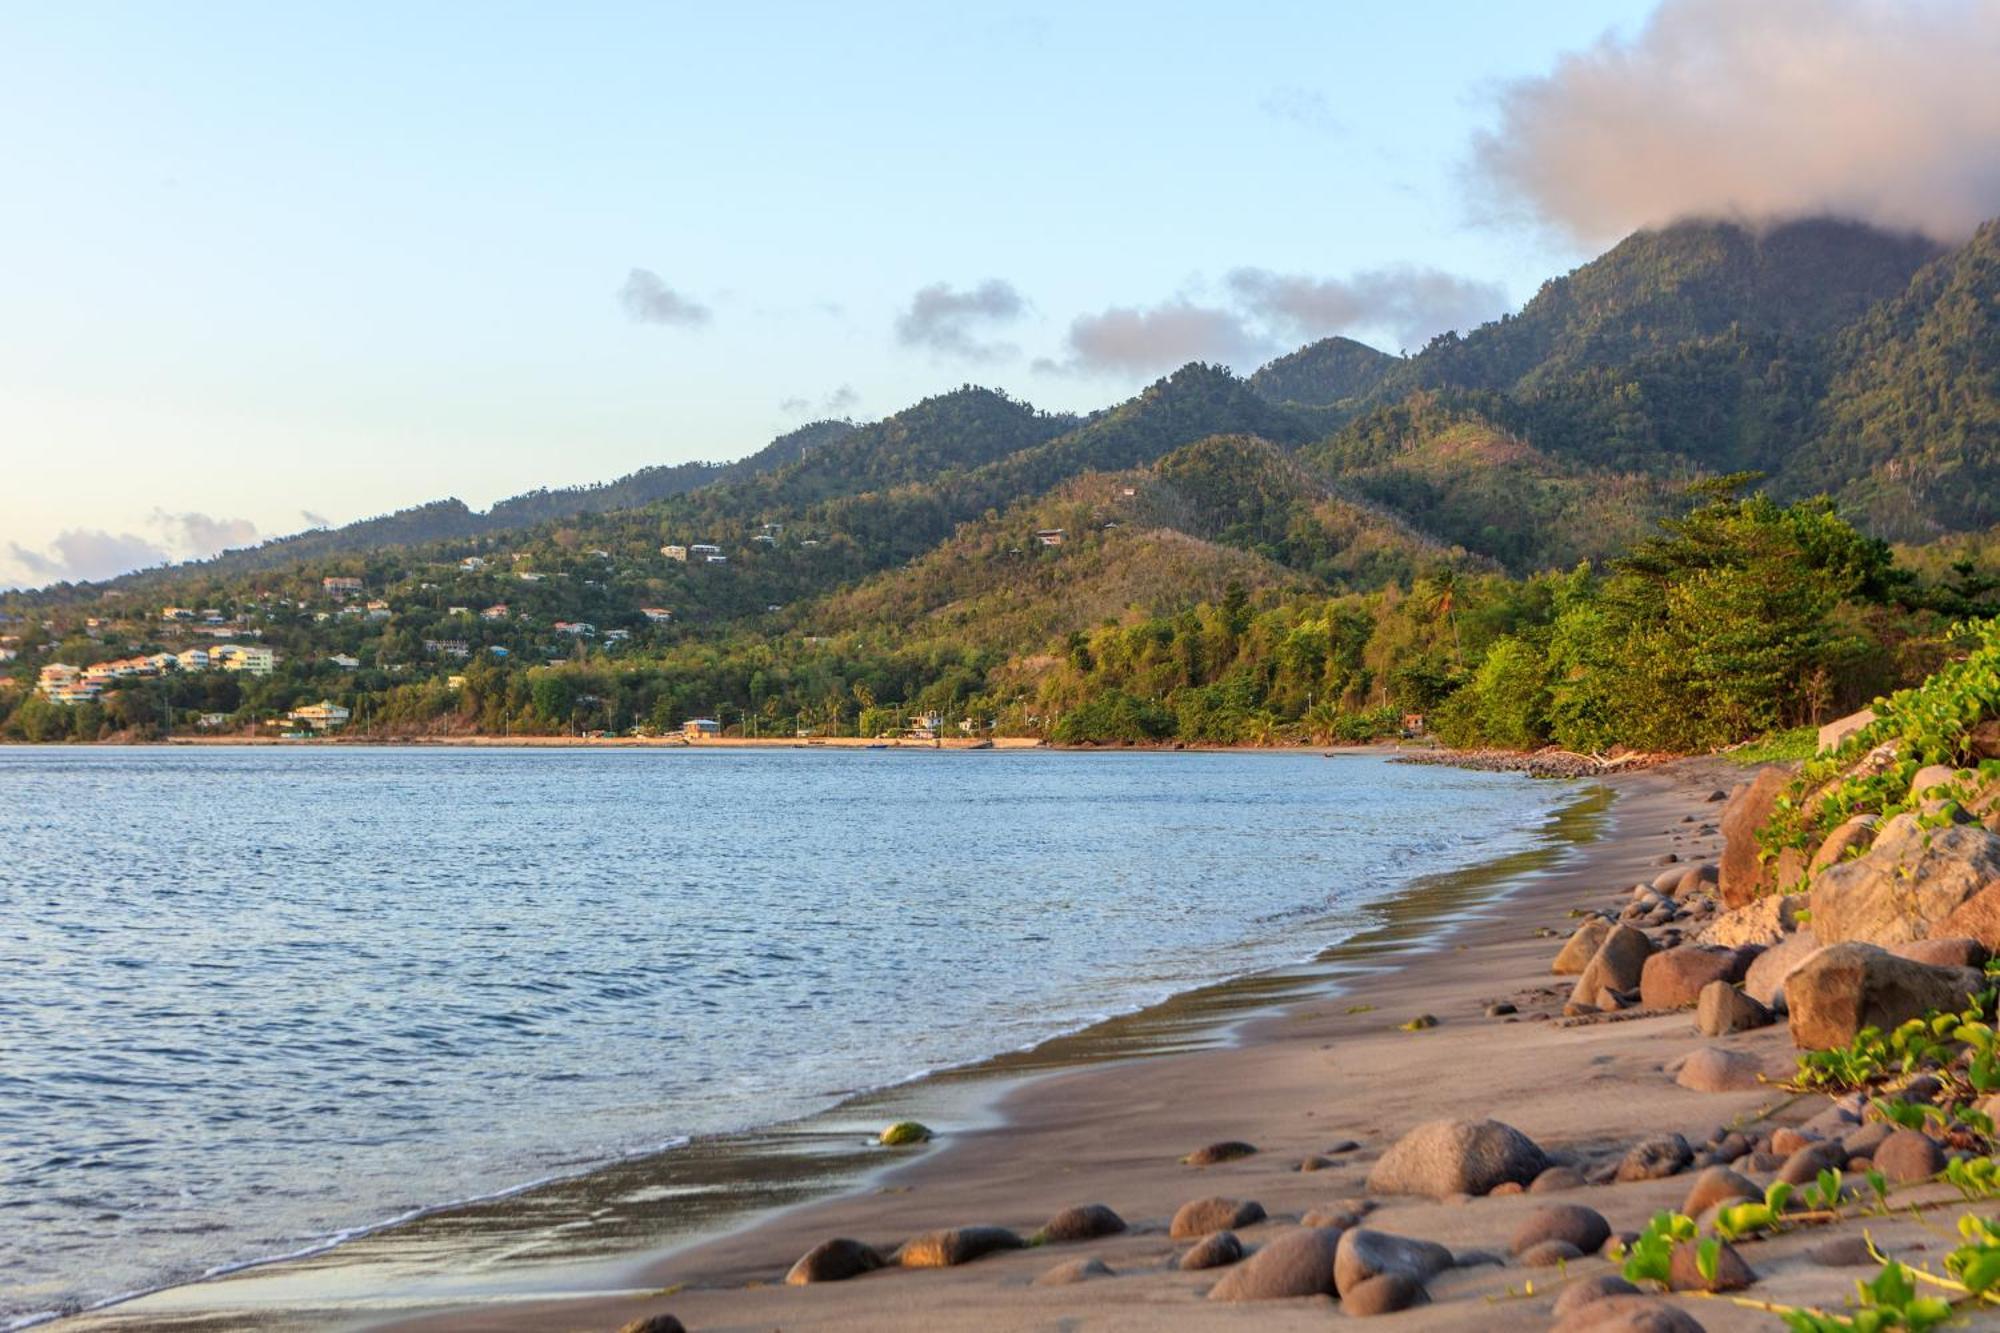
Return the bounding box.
[54,752,1970,1332]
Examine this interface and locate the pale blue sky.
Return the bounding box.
[0,1,1664,584]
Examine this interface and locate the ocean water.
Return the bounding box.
[0,746,1561,1324]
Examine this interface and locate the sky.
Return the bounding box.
[4,0,1997,588]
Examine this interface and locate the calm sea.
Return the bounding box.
[0,746,1561,1324]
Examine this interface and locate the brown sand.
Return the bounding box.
[58,760,1968,1332]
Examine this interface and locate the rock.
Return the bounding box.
[895,1226,1025,1267]
[1675,1047,1769,1093]
[1334,1227,1456,1296]
[1667,1238,1755,1292]
[785,1237,884,1285]
[1653,866,1691,892]
[1911,764,1960,799]
[1676,864,1719,896]
[1487,1001,1518,1017]
[1035,1203,1125,1244]
[878,1120,932,1146]
[1323,1139,1362,1154]
[1206,1226,1341,1301]
[1786,942,1986,1050]
[1343,1272,1426,1315]
[1570,927,1657,1012]
[1808,1235,1878,1267]
[1366,1118,1549,1199]
[1301,1206,1363,1229]
[1170,1197,1265,1238]
[1531,1165,1588,1192]
[1489,1181,1526,1196]
[1873,1130,1944,1184]
[1552,1275,1643,1319]
[1554,1295,1709,1331]
[1695,980,1774,1035]
[1713,1132,1751,1161]
[1809,816,2000,946]
[1454,1248,1507,1267]
[1617,1134,1693,1181]
[1777,1140,1850,1186]
[1555,919,1614,974]
[1843,1122,1895,1157]
[1034,1256,1112,1285]
[1743,930,1820,1008]
[1179,1229,1244,1270]
[1522,1239,1586,1266]
[1890,936,1991,969]
[616,1318,687,1333]
[1401,1013,1439,1030]
[1940,886,2000,950]
[1682,1166,1761,1216]
[1721,769,1791,907]
[1819,708,1877,753]
[1297,1155,1333,1172]
[1641,946,1748,1009]
[1809,816,1879,874]
[1696,894,1800,949]
[1511,1204,1611,1256]
[1183,1140,1257,1165]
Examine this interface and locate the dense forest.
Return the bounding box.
[5,214,1998,751]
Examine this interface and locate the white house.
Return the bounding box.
[286,700,351,732]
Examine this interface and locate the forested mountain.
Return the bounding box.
[1247,336,1399,407]
[1791,219,2000,535]
[8,213,2000,748]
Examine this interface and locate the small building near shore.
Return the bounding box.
[682,717,722,739]
[286,700,351,732]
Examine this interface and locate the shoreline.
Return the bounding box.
[47,763,1618,1332]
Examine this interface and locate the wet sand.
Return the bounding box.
[60,756,1925,1332]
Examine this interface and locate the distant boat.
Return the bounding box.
[865,742,889,750]
[968,739,994,750]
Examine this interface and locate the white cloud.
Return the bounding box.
[1470,0,2000,244]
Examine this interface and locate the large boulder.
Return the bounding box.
[1743,930,1820,1008]
[1569,926,1656,1012]
[1510,1204,1610,1257]
[1720,769,1791,907]
[1695,981,1773,1035]
[1206,1226,1342,1301]
[1035,1203,1125,1244]
[1170,1197,1265,1238]
[785,1237,884,1284]
[1334,1227,1455,1296]
[1696,894,1799,948]
[1640,946,1750,1009]
[1809,815,2000,947]
[1674,1047,1769,1092]
[1554,918,1614,974]
[1808,816,1879,874]
[1179,1230,1244,1270]
[1787,942,1987,1050]
[1873,1130,1944,1184]
[1344,1272,1427,1315]
[1818,709,1876,754]
[1940,887,2000,950]
[1891,936,1991,969]
[894,1226,1025,1267]
[1366,1119,1548,1199]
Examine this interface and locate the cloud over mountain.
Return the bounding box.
[1039,301,1275,377]
[894,280,1026,360]
[1471,0,2000,245]
[1227,265,1508,351]
[618,269,712,326]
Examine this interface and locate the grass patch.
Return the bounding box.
[1724,725,1818,766]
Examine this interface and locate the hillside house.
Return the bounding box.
[286,700,351,732]
[661,544,688,562]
